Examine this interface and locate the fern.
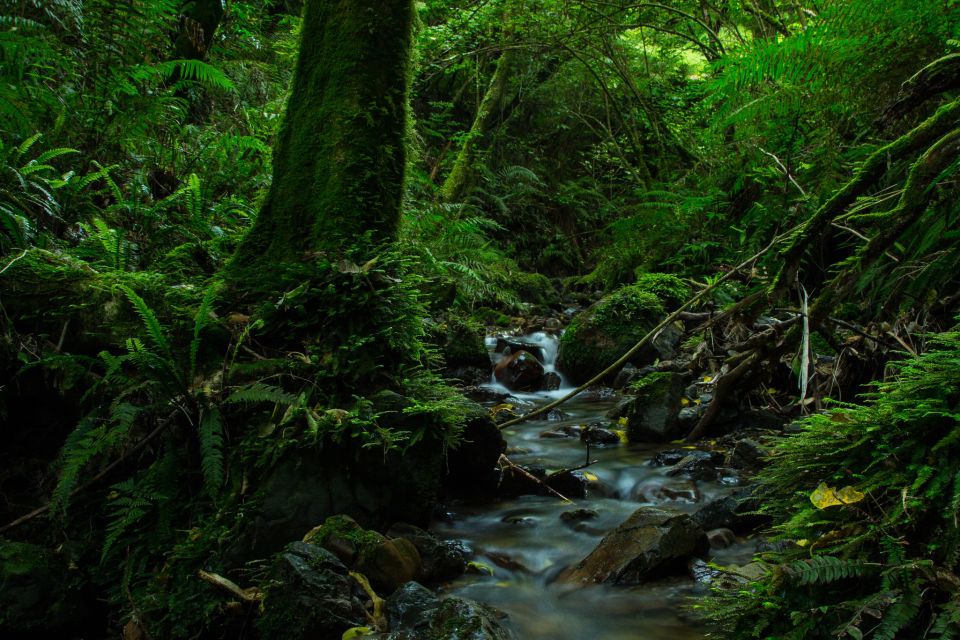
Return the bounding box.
[223,382,297,406]
[198,407,224,499]
[117,285,174,362]
[784,556,874,586]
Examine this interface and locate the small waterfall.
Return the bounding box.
[485,331,572,398]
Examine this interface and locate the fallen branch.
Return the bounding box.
[198,569,263,603]
[498,454,572,502]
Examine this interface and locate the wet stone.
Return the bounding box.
[560,508,599,524]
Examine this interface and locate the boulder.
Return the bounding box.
[665,450,725,481]
[692,486,769,533]
[608,372,688,442]
[493,350,544,391]
[445,399,506,496]
[557,507,708,585]
[257,542,367,640]
[356,537,422,594]
[385,582,517,640]
[557,286,667,385]
[386,523,467,583]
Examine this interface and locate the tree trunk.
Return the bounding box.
[231,0,414,277]
[441,50,520,203]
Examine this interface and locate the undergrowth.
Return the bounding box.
[702,325,960,639]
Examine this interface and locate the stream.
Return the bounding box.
[432,331,754,639]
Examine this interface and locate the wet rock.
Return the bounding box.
[665,451,724,481]
[557,286,667,385]
[548,469,616,500]
[558,507,709,585]
[546,408,567,421]
[560,508,599,524]
[498,464,548,496]
[0,541,91,635]
[689,558,722,585]
[612,363,638,390]
[486,550,531,573]
[356,537,422,594]
[728,438,769,470]
[493,350,544,391]
[580,423,622,446]
[539,425,580,438]
[629,478,702,503]
[501,515,539,527]
[677,404,707,428]
[257,542,367,639]
[494,338,545,363]
[707,528,738,549]
[692,486,768,533]
[386,523,467,583]
[608,372,689,442]
[540,371,562,391]
[385,582,517,640]
[649,449,690,467]
[544,317,562,331]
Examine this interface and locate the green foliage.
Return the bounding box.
[703,326,960,639]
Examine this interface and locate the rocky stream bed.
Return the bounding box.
[425,329,775,639]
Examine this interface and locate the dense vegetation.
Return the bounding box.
[1,0,959,638]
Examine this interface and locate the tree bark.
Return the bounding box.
[441,49,520,203]
[231,0,414,276]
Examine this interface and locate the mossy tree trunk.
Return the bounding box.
[441,50,520,203]
[231,0,414,278]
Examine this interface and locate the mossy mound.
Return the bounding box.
[557,286,665,385]
[633,272,689,310]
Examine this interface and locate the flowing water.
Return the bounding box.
[432,332,752,639]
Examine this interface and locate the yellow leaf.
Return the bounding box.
[702,376,713,383]
[797,539,810,547]
[584,472,599,482]
[810,483,866,509]
[836,485,865,504]
[612,429,628,443]
[617,416,629,426]
[810,482,842,509]
[680,397,690,407]
[342,627,373,639]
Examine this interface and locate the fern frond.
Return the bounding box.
[117,285,173,360]
[198,407,224,498]
[785,556,874,586]
[189,281,219,382]
[223,382,297,406]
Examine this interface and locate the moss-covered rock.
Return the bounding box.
[257,541,366,640]
[607,372,688,442]
[513,271,560,308]
[557,286,666,385]
[633,272,689,310]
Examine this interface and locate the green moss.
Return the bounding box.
[628,372,674,399]
[513,270,559,307]
[312,515,383,551]
[633,272,689,310]
[558,286,664,385]
[231,0,416,278]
